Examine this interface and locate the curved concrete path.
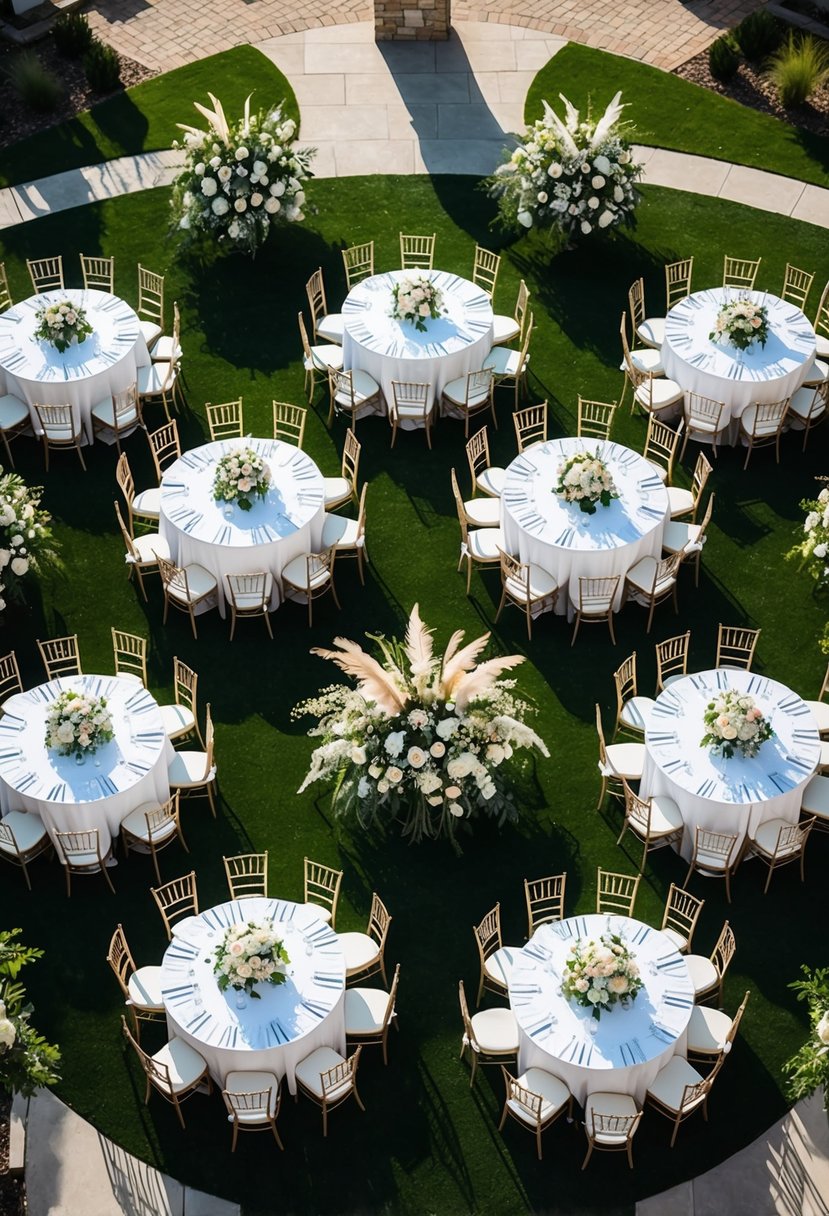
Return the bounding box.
[0,22,827,231]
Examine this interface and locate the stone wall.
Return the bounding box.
[375,0,450,41]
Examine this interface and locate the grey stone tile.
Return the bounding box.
[13,172,95,222]
[304,21,374,42]
[393,71,471,103]
[293,73,346,106]
[416,139,505,175]
[345,72,411,105]
[718,163,806,216]
[636,1181,694,1216]
[791,183,829,229]
[437,102,509,140]
[375,40,436,74]
[334,140,415,175]
[183,1187,240,1216]
[643,149,730,197]
[304,43,386,74]
[0,189,25,230]
[299,104,388,141]
[387,102,438,141]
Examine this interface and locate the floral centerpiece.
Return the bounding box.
[171,93,315,256]
[390,276,443,332]
[709,296,769,351]
[700,689,775,759]
[212,446,271,511]
[293,605,549,845]
[561,932,643,1020]
[213,920,290,998]
[0,470,60,615]
[554,451,619,514]
[486,91,643,242]
[34,299,93,352]
[45,690,114,759]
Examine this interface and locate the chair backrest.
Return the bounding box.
[462,369,494,408]
[321,1048,361,1103]
[622,781,654,838]
[151,869,198,936]
[711,920,736,975]
[645,552,683,597]
[156,553,191,600]
[226,572,270,614]
[306,268,328,329]
[514,279,531,343]
[499,548,531,604]
[172,656,198,714]
[223,1084,276,1123]
[224,852,268,899]
[106,924,134,997]
[330,368,360,417]
[167,301,182,361]
[619,312,644,386]
[472,245,501,298]
[81,254,114,293]
[577,397,616,441]
[458,979,476,1046]
[723,255,761,290]
[594,702,609,768]
[725,990,751,1050]
[342,241,375,289]
[35,402,79,443]
[55,828,103,868]
[747,398,789,438]
[772,817,814,861]
[400,233,435,270]
[272,401,307,448]
[368,892,391,948]
[115,451,136,516]
[504,1070,543,1123]
[655,631,690,691]
[628,277,646,332]
[391,380,430,418]
[114,500,140,562]
[614,652,638,710]
[380,963,401,1032]
[304,857,343,919]
[690,492,715,550]
[143,796,179,842]
[355,482,368,547]
[206,398,244,442]
[137,265,164,326]
[297,309,315,361]
[514,401,547,452]
[524,873,566,935]
[643,415,682,483]
[203,704,215,773]
[693,827,739,869]
[661,883,704,946]
[817,660,829,704]
[515,313,534,371]
[121,1016,176,1097]
[0,650,23,703]
[27,256,64,294]
[596,867,641,917]
[147,420,181,479]
[816,281,829,344]
[578,576,619,615]
[112,628,148,685]
[465,427,491,487]
[691,450,713,506]
[450,468,470,543]
[343,428,361,488]
[589,1107,641,1144]
[685,392,724,431]
[715,624,760,670]
[782,263,814,311]
[37,634,81,680]
[474,903,502,962]
[665,257,693,310]
[0,262,11,312]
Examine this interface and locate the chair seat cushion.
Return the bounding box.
[128,964,165,1011]
[509,1068,570,1124]
[477,466,506,497]
[625,347,664,375]
[469,1007,519,1054]
[740,404,784,437]
[139,320,163,348]
[335,369,380,405]
[168,750,211,786]
[805,704,829,735]
[281,554,331,592]
[686,415,720,434]
[685,953,718,996]
[484,347,523,378]
[152,335,182,363]
[637,316,665,348]
[751,816,798,857]
[138,363,174,395]
[316,314,344,345]
[619,695,655,732]
[484,945,518,989]
[442,377,490,408]
[339,931,380,974]
[152,1036,207,1093]
[467,527,504,561]
[322,512,360,549]
[308,345,344,372]
[91,398,139,429]
[506,564,559,602]
[463,496,501,528]
[801,773,829,821]
[686,1004,732,1054]
[168,564,217,601]
[788,386,825,423]
[492,314,520,345]
[635,379,683,410]
[132,533,171,564]
[647,1055,705,1112]
[804,358,828,385]
[323,476,352,508]
[159,703,196,740]
[625,556,675,598]
[584,1091,638,1142]
[295,1046,349,1099]
[133,487,161,519]
[662,926,689,953]
[0,394,30,428]
[303,902,332,924]
[229,575,273,610]
[816,334,829,359]
[604,741,645,780]
[344,986,390,1034]
[225,1070,280,1118]
[647,794,683,835]
[0,810,47,853]
[121,802,177,843]
[667,487,694,518]
[662,520,701,555]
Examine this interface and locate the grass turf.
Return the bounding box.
[0,46,299,190]
[0,178,827,1215]
[526,43,829,189]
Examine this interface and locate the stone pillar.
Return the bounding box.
[375,0,450,41]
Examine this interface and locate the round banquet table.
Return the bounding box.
[511,914,693,1107]
[160,896,346,1092]
[640,669,821,862]
[0,674,172,851]
[158,438,325,617]
[0,289,150,443]
[661,288,816,439]
[501,438,669,616]
[341,270,494,413]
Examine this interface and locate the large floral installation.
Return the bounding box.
[783,965,829,1112]
[787,480,829,654]
[171,93,315,256]
[0,929,61,1098]
[0,469,60,615]
[487,91,643,242]
[293,605,549,844]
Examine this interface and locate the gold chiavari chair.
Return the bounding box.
[738,397,789,469]
[0,649,24,709]
[715,623,760,671]
[612,652,655,740]
[596,867,641,917]
[616,780,684,873]
[340,892,391,985]
[168,703,217,816]
[399,232,435,270]
[661,491,714,587]
[744,816,814,894]
[524,873,567,937]
[660,884,704,954]
[151,870,199,940]
[137,264,165,348]
[667,449,711,521]
[303,857,343,927]
[321,481,369,585]
[37,634,81,680]
[272,401,307,448]
[0,388,29,469]
[120,794,188,886]
[782,263,814,311]
[815,279,829,358]
[665,257,694,310]
[206,398,244,442]
[628,276,664,349]
[0,262,12,312]
[441,369,496,438]
[472,245,501,298]
[281,550,340,627]
[619,314,680,416]
[723,255,761,291]
[618,310,664,392]
[495,549,559,641]
[498,1066,573,1161]
[473,902,518,1005]
[458,979,518,1086]
[114,501,169,602]
[327,367,383,430]
[137,352,181,421]
[306,267,344,345]
[151,299,182,366]
[225,573,274,641]
[450,466,500,529]
[224,851,268,900]
[147,419,181,482]
[323,428,361,510]
[492,279,530,347]
[112,627,148,685]
[298,310,343,402]
[295,1045,365,1137]
[582,1096,642,1170]
[222,1074,284,1151]
[484,313,534,410]
[465,427,505,498]
[91,383,143,452]
[645,1054,723,1147]
[513,401,547,452]
[685,920,736,1006]
[623,550,683,634]
[106,923,165,1039]
[122,1015,211,1127]
[577,396,616,441]
[34,402,86,471]
[804,661,829,736]
[55,828,115,896]
[80,254,115,293]
[156,554,219,639]
[389,380,434,450]
[571,575,620,646]
[0,812,51,890]
[687,990,750,1069]
[787,380,827,452]
[159,657,203,747]
[451,472,503,594]
[655,631,691,692]
[642,415,683,486]
[683,827,740,903]
[595,703,645,807]
[344,963,400,1065]
[341,240,375,289]
[116,451,160,532]
[27,255,64,294]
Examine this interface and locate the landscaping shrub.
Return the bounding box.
[53,11,94,57]
[709,34,741,82]
[83,39,121,93]
[5,52,62,113]
[767,31,829,107]
[734,8,784,61]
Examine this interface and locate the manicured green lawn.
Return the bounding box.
[0,47,298,190]
[0,178,827,1216]
[527,44,829,189]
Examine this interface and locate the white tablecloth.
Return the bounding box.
[512,915,693,1107]
[501,438,669,616]
[161,897,346,1093]
[661,289,816,438]
[0,674,172,851]
[158,438,325,616]
[342,270,494,412]
[640,669,821,861]
[0,289,150,443]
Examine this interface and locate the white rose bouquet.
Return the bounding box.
[555,451,619,514]
[293,604,548,845]
[0,469,60,616]
[390,276,444,333]
[34,299,93,353]
[561,932,643,1020]
[213,920,290,997]
[487,91,642,242]
[171,93,315,256]
[710,296,769,351]
[45,689,114,759]
[700,689,775,760]
[212,446,271,511]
